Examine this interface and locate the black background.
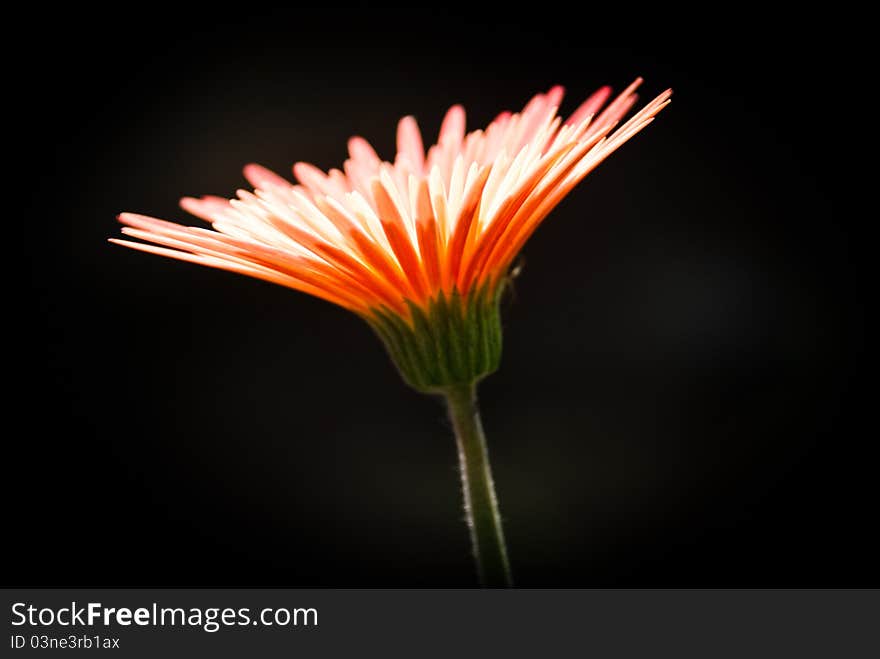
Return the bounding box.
[16,9,868,586]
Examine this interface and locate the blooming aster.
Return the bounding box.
[112,80,670,586]
[112,79,670,392]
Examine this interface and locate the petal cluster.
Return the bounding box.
[112,79,670,318]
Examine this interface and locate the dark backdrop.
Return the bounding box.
[15,9,867,586]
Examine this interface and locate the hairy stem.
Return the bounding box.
[443,382,512,587]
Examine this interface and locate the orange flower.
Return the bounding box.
[112,80,671,585]
[112,79,670,391]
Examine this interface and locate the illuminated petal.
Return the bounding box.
[114,80,671,322]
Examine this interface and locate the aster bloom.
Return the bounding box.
[112,79,671,586]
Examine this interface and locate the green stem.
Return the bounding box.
[443,382,512,587]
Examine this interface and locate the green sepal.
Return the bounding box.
[365,283,504,393]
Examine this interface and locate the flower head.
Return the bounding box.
[113,79,670,391]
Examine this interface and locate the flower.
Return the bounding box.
[112,79,670,391]
[112,79,671,586]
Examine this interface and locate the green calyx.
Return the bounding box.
[365,283,504,393]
